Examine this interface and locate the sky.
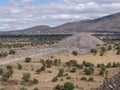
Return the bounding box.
[0,0,120,31]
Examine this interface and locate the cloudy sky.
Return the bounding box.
[0,0,120,31]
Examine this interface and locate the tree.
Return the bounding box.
[22,73,31,82]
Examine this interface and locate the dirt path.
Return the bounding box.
[0,48,65,66]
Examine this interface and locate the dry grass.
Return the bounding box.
[0,49,120,90]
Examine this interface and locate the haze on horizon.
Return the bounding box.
[0,0,120,31]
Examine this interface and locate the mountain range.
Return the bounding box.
[1,12,120,35]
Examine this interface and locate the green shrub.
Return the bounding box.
[66,76,71,80]
[36,68,41,74]
[0,68,3,75]
[32,79,39,84]
[84,68,94,75]
[74,64,83,69]
[9,49,16,55]
[17,63,22,70]
[6,65,12,69]
[22,73,31,82]
[2,73,9,81]
[108,45,112,50]
[33,87,39,90]
[57,69,64,77]
[83,61,94,67]
[64,82,74,90]
[88,77,94,82]
[99,67,106,76]
[25,57,31,63]
[70,67,77,73]
[106,63,112,68]
[54,84,64,90]
[90,48,98,55]
[0,88,5,90]
[52,77,58,82]
[20,87,27,90]
[72,51,78,56]
[80,77,87,81]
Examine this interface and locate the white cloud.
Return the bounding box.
[0,0,120,31]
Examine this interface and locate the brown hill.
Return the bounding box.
[1,25,52,35]
[1,12,120,35]
[54,33,104,54]
[47,12,120,34]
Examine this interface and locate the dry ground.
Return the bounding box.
[0,49,120,90]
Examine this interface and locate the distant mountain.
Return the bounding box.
[1,25,52,35]
[47,12,120,34]
[1,12,120,35]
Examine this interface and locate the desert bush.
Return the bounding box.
[40,65,45,71]
[0,68,3,75]
[66,76,71,80]
[90,48,98,55]
[99,66,106,76]
[20,87,27,90]
[84,68,94,75]
[36,68,41,74]
[83,62,94,67]
[2,72,10,81]
[101,47,106,52]
[9,49,16,55]
[72,51,78,56]
[70,67,77,73]
[88,77,94,82]
[108,45,112,50]
[53,59,61,66]
[6,65,12,70]
[106,63,112,68]
[52,77,58,82]
[54,84,64,90]
[17,63,22,70]
[33,87,39,90]
[0,88,5,90]
[32,79,39,84]
[117,50,120,55]
[64,82,74,90]
[25,57,31,63]
[66,60,77,67]
[100,51,105,56]
[113,62,120,67]
[80,77,87,81]
[22,73,31,82]
[57,69,64,77]
[40,59,45,65]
